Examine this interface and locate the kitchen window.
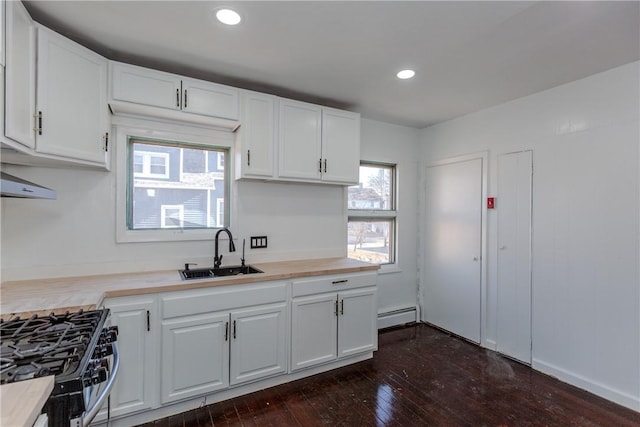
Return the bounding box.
[127,138,229,231]
[347,163,396,265]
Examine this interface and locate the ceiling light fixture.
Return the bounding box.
[396,69,416,80]
[216,8,242,25]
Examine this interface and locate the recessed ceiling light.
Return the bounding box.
[397,69,416,80]
[216,8,242,25]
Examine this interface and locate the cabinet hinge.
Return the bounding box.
[33,111,43,135]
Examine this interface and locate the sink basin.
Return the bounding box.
[180,265,263,280]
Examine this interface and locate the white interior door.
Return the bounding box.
[423,157,483,343]
[497,151,532,363]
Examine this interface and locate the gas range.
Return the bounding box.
[0,309,120,427]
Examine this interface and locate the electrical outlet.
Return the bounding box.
[250,236,268,249]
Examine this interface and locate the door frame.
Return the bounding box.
[421,151,488,346]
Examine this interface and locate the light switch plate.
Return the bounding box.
[250,236,268,249]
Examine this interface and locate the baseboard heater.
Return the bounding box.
[377,306,417,330]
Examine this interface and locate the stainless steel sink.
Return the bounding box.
[179,265,263,280]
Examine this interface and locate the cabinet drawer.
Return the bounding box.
[161,281,287,319]
[292,272,377,297]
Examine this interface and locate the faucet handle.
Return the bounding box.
[184,263,197,271]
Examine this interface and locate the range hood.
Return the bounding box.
[0,171,57,199]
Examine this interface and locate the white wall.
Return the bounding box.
[360,119,421,317]
[0,118,421,326]
[419,61,640,410]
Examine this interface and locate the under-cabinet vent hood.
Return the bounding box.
[0,172,57,199]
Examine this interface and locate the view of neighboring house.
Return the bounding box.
[131,142,226,230]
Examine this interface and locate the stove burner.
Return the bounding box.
[0,310,105,385]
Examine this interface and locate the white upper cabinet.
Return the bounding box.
[181,77,239,119]
[36,26,109,164]
[110,62,239,121]
[321,107,360,184]
[278,99,323,181]
[235,90,277,179]
[3,2,109,168]
[111,62,181,110]
[278,98,360,185]
[5,0,36,149]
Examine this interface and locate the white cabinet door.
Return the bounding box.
[111,62,181,110]
[230,303,287,385]
[338,287,377,358]
[290,293,338,371]
[36,26,109,165]
[321,108,360,184]
[161,312,230,404]
[278,99,322,180]
[5,0,36,149]
[236,91,276,179]
[100,296,158,419]
[182,77,238,120]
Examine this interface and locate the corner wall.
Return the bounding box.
[419,61,640,410]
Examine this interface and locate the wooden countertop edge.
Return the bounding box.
[1,259,379,320]
[0,376,54,427]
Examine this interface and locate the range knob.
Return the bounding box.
[93,342,113,358]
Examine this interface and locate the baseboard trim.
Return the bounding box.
[378,307,417,329]
[532,358,640,412]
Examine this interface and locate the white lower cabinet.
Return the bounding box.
[98,295,159,420]
[161,311,230,403]
[291,273,378,372]
[159,281,288,405]
[95,273,377,425]
[230,303,287,385]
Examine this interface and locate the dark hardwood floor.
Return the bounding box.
[138,324,640,427]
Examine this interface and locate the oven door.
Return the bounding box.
[77,342,120,427]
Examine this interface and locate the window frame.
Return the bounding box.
[347,161,397,266]
[115,119,235,243]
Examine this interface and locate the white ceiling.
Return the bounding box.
[24,1,640,128]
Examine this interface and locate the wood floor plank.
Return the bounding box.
[137,324,640,427]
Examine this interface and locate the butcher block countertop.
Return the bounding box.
[0,258,379,320]
[0,376,54,427]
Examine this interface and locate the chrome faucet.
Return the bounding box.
[214,228,236,269]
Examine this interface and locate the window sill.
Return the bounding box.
[377,264,401,275]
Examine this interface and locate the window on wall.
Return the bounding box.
[128,139,228,231]
[347,163,396,265]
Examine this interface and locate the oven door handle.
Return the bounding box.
[82,342,120,426]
